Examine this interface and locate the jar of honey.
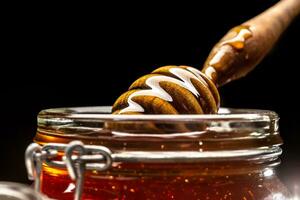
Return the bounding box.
[26,106,290,200]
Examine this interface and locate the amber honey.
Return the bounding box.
[41,161,290,199]
[32,107,290,200]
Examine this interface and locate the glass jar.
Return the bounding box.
[28,106,290,200]
[0,182,45,200]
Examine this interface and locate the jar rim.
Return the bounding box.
[35,106,282,165]
[38,106,278,121]
[36,106,281,149]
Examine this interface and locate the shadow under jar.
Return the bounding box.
[32,107,290,200]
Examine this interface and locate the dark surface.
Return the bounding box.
[1,0,299,195]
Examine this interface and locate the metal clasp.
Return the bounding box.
[25,141,113,200]
[25,143,59,192]
[25,143,50,192]
[65,141,112,200]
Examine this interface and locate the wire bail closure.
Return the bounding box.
[65,141,113,200]
[25,141,113,200]
[24,143,52,192]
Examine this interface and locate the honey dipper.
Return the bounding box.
[113,0,300,115]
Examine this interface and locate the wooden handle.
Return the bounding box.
[112,0,300,115]
[202,0,300,86]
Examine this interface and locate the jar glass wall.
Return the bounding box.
[31,107,290,199]
[0,182,44,200]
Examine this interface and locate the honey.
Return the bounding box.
[30,107,290,200]
[40,162,290,200]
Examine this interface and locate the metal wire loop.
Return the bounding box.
[24,143,49,192]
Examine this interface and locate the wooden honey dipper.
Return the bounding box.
[113,0,300,115]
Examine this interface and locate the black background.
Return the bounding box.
[1,0,299,194]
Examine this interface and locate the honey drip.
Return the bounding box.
[202,25,253,84]
[221,25,252,50]
[112,26,253,115]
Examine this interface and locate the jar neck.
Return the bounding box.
[43,155,280,179]
[39,142,282,178]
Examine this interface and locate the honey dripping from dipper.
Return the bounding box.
[112,26,253,115]
[114,0,300,115]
